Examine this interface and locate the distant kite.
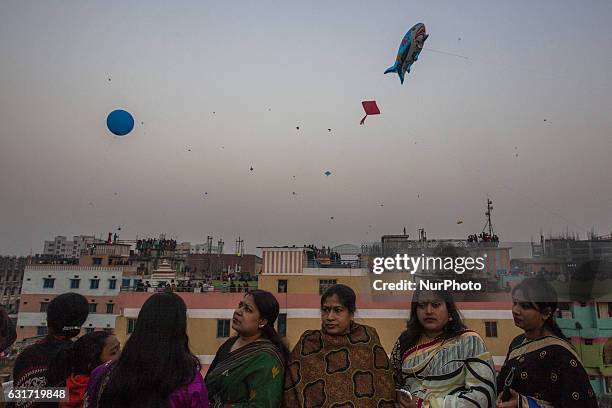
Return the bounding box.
[360,101,380,125]
[384,23,428,84]
[457,220,464,224]
[107,109,134,136]
[324,171,332,177]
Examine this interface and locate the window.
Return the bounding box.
[319,279,337,295]
[217,319,231,337]
[40,302,49,312]
[90,279,100,289]
[106,303,114,314]
[88,303,98,313]
[127,319,137,334]
[85,328,95,334]
[121,279,131,288]
[108,279,117,290]
[277,280,288,293]
[557,303,573,319]
[277,313,287,336]
[485,321,498,338]
[37,326,48,336]
[43,278,55,288]
[92,258,102,265]
[70,279,80,289]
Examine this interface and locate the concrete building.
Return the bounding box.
[16,265,122,340]
[0,256,27,315]
[43,235,95,258]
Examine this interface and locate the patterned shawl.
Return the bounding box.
[283,323,395,408]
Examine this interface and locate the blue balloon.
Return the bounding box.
[106,109,134,136]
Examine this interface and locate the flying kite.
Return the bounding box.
[457,220,464,225]
[384,23,428,84]
[324,171,332,177]
[360,101,380,125]
[107,109,134,136]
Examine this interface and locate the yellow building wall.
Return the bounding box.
[259,274,369,294]
[115,314,520,361]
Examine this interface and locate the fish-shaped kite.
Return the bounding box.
[384,23,428,84]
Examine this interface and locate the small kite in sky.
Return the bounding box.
[330,216,334,220]
[292,192,296,195]
[384,23,428,84]
[360,101,380,125]
[296,126,300,130]
[250,166,254,171]
[324,171,332,177]
[457,220,463,224]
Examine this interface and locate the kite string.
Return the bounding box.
[423,47,469,60]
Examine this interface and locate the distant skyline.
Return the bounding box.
[1,0,611,255]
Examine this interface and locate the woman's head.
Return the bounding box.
[232,290,279,336]
[131,292,189,342]
[397,288,466,356]
[47,331,120,385]
[409,289,465,337]
[72,331,119,375]
[47,293,89,339]
[99,333,120,363]
[320,284,356,335]
[99,293,200,407]
[232,290,289,362]
[512,278,565,339]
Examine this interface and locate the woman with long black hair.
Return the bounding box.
[391,288,496,408]
[84,292,208,407]
[496,277,597,407]
[205,289,289,408]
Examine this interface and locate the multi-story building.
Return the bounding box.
[556,299,612,394]
[0,256,27,315]
[16,265,122,341]
[533,237,612,268]
[43,235,95,258]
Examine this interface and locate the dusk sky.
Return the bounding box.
[1,0,611,255]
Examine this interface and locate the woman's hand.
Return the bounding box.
[496,388,519,408]
[395,390,417,408]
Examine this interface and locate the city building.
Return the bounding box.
[16,264,123,341]
[43,235,95,258]
[0,256,27,315]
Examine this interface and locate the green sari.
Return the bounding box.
[205,337,285,408]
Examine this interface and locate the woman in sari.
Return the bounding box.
[84,292,208,407]
[283,284,395,408]
[205,289,289,407]
[496,278,597,408]
[391,288,496,408]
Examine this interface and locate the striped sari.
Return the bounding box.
[391,330,496,408]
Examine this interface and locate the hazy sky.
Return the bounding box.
[1,0,611,255]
